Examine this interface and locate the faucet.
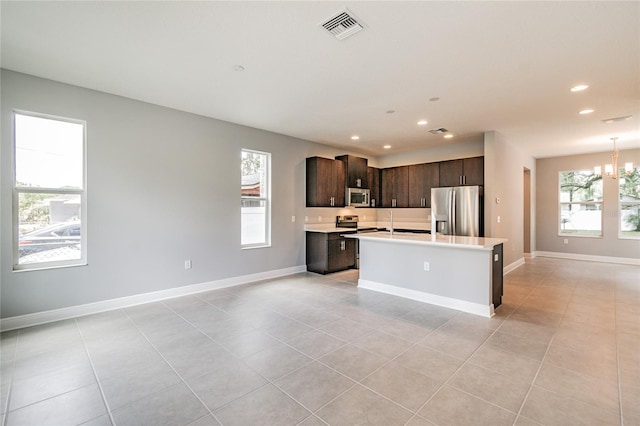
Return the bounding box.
[389,210,394,236]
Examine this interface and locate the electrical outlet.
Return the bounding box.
[184,260,192,269]
[291,216,295,222]
[305,216,309,222]
[497,215,501,223]
[564,238,569,245]
[423,261,430,271]
[318,216,322,222]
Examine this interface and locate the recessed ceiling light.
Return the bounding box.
[444,134,454,139]
[351,135,360,140]
[386,110,395,114]
[383,145,392,149]
[429,97,440,102]
[570,84,589,92]
[417,120,428,126]
[579,109,594,115]
[233,65,245,72]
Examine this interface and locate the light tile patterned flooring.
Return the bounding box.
[1,258,638,426]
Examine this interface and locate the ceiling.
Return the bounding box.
[1,1,638,159]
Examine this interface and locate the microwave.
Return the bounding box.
[347,188,370,207]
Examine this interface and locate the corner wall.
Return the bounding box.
[484,131,536,268]
[0,70,366,318]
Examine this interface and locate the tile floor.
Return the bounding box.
[0,257,638,426]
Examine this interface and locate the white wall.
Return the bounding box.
[0,70,369,318]
[536,149,640,260]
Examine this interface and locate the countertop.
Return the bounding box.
[345,231,507,250]
[305,221,430,233]
[304,225,358,233]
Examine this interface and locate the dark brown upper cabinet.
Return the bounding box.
[306,157,346,207]
[380,166,409,208]
[335,155,368,189]
[367,166,380,208]
[439,156,484,187]
[408,162,440,208]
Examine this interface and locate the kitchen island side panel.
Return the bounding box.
[358,239,492,307]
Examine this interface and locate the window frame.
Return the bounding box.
[558,169,603,238]
[618,167,640,240]
[12,110,88,271]
[240,148,271,249]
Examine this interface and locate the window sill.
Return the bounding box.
[13,262,88,273]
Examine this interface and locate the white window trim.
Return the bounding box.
[12,110,88,271]
[241,148,271,249]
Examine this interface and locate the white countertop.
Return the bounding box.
[305,221,430,233]
[304,224,358,233]
[345,231,506,250]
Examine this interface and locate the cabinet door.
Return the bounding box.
[367,167,380,207]
[333,160,346,207]
[327,237,356,272]
[423,162,439,207]
[381,166,409,207]
[439,159,463,187]
[463,156,484,186]
[408,164,426,207]
[336,155,368,188]
[306,157,346,207]
[393,166,409,207]
[380,168,395,207]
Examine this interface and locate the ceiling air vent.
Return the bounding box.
[601,115,632,124]
[321,9,364,40]
[429,128,449,134]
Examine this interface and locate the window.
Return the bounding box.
[241,149,270,248]
[619,167,640,239]
[559,170,603,237]
[13,111,87,270]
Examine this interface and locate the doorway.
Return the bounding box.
[523,168,531,255]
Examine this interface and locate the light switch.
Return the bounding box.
[497,216,501,223]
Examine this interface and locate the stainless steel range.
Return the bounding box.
[335,215,377,268]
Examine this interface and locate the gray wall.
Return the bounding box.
[484,131,536,268]
[536,149,640,259]
[0,70,370,318]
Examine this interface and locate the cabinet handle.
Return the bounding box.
[356,178,361,188]
[330,196,334,206]
[340,241,345,250]
[459,176,463,186]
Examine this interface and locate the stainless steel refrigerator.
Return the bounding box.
[431,186,484,236]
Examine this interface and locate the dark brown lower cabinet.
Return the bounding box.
[306,231,356,274]
[492,243,504,308]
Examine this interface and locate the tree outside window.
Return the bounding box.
[619,167,640,239]
[559,170,603,236]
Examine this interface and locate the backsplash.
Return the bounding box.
[304,207,431,230]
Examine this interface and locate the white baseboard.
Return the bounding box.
[504,257,525,275]
[0,265,307,332]
[535,251,640,266]
[358,279,493,318]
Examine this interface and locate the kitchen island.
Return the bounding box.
[346,232,507,317]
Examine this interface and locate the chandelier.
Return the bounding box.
[594,137,634,179]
